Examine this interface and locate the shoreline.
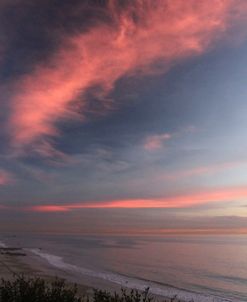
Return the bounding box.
[0,244,241,302]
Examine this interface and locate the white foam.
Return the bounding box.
[0,240,7,248]
[28,248,240,302]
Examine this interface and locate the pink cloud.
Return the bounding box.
[144,133,172,150]
[0,170,13,186]
[28,205,69,212]
[27,185,247,212]
[8,0,247,155]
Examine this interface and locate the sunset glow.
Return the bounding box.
[2,3,247,301]
[0,0,247,235]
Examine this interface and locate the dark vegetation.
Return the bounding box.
[0,276,82,302]
[0,275,181,302]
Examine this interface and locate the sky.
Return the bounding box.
[1,0,247,234]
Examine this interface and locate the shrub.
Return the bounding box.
[0,275,181,302]
[92,287,153,302]
[0,275,82,302]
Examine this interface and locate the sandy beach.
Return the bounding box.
[0,247,94,298]
[0,246,160,300]
[0,244,201,302]
[0,243,236,302]
[0,248,30,279]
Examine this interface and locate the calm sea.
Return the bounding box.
[1,234,247,302]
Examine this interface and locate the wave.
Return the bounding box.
[28,248,238,302]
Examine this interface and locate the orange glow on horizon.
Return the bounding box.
[88,228,247,236]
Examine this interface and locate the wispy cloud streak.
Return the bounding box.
[25,185,247,212]
[8,0,247,155]
[161,159,247,181]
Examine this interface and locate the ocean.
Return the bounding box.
[1,234,247,302]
